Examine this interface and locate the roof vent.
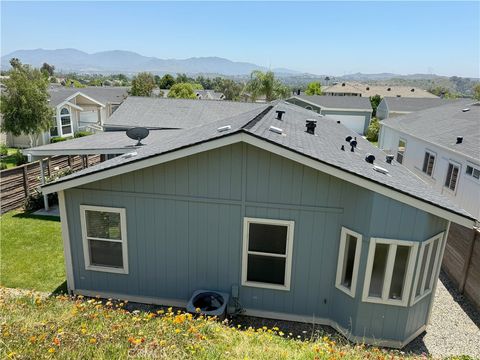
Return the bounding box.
[456,136,463,144]
[341,145,345,151]
[387,87,391,91]
[217,125,231,132]
[386,154,395,164]
[411,88,415,92]
[462,108,470,112]
[275,110,286,120]
[350,139,357,148]
[306,119,317,135]
[126,127,149,146]
[269,125,283,134]
[396,95,401,97]
[345,135,353,142]
[373,165,389,174]
[297,89,301,95]
[342,83,346,86]
[366,87,370,90]
[365,154,375,164]
[336,120,341,124]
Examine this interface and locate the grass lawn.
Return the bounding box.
[0,210,66,292]
[0,289,426,360]
[0,148,22,169]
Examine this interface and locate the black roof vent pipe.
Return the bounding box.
[345,135,353,142]
[276,110,285,120]
[386,155,395,164]
[306,119,317,135]
[350,139,357,148]
[456,136,463,144]
[297,89,301,95]
[365,154,375,164]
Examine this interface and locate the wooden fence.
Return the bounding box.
[0,155,101,214]
[442,223,480,310]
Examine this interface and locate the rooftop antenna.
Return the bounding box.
[126,127,150,146]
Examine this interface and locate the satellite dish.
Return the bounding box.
[126,127,149,146]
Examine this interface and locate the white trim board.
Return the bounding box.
[335,227,363,298]
[25,147,133,157]
[58,191,75,292]
[42,132,475,228]
[63,91,106,108]
[72,288,424,349]
[288,96,372,112]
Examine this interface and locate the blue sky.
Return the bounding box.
[1,1,479,77]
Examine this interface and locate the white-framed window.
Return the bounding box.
[80,205,128,274]
[396,139,407,164]
[335,227,363,298]
[444,162,460,192]
[50,114,59,137]
[422,151,436,176]
[362,238,418,306]
[242,217,295,291]
[410,232,444,305]
[60,107,73,136]
[465,163,480,182]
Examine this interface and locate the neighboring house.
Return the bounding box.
[287,95,372,134]
[376,97,460,120]
[35,99,475,348]
[5,86,128,148]
[322,82,439,99]
[378,99,480,220]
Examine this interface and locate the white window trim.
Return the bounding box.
[241,217,295,291]
[444,161,461,195]
[410,232,444,305]
[465,162,480,184]
[80,205,129,274]
[60,107,73,137]
[335,227,363,298]
[421,150,436,177]
[362,238,418,307]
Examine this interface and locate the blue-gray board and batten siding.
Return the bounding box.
[64,142,447,344]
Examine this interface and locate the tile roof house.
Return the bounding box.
[4,86,128,148]
[32,98,476,348]
[323,82,439,99]
[376,97,461,120]
[286,95,372,134]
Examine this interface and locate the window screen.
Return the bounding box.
[445,163,459,191]
[248,223,287,254]
[85,210,121,239]
[89,240,123,268]
[247,255,286,285]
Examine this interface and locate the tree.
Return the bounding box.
[0,62,54,147]
[129,72,156,97]
[305,82,322,96]
[158,74,176,89]
[369,95,382,117]
[366,117,380,143]
[473,83,480,101]
[40,62,55,78]
[9,58,22,69]
[214,79,243,101]
[176,73,194,83]
[428,86,457,99]
[244,70,289,102]
[167,83,197,99]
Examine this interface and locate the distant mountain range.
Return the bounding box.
[0,48,300,76]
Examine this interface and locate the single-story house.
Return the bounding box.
[376,97,460,120]
[286,95,372,134]
[322,82,439,99]
[5,86,128,148]
[38,99,475,348]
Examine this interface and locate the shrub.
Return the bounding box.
[24,189,58,212]
[12,149,27,166]
[50,136,70,143]
[0,143,8,156]
[0,161,7,170]
[366,117,380,142]
[74,131,92,138]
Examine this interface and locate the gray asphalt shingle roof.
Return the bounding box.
[42,99,474,221]
[381,100,480,160]
[103,96,267,129]
[48,86,128,107]
[291,95,372,110]
[382,97,461,112]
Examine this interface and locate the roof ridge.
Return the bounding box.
[241,105,274,130]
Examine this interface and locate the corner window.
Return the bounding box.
[465,163,480,181]
[396,139,407,164]
[335,227,362,297]
[242,217,294,291]
[411,233,444,305]
[362,238,418,306]
[444,163,460,191]
[60,107,72,136]
[422,151,436,176]
[80,205,128,274]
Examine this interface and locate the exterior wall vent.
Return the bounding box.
[275,110,286,120]
[365,154,375,164]
[373,165,389,174]
[269,126,283,134]
[217,125,231,132]
[456,136,463,144]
